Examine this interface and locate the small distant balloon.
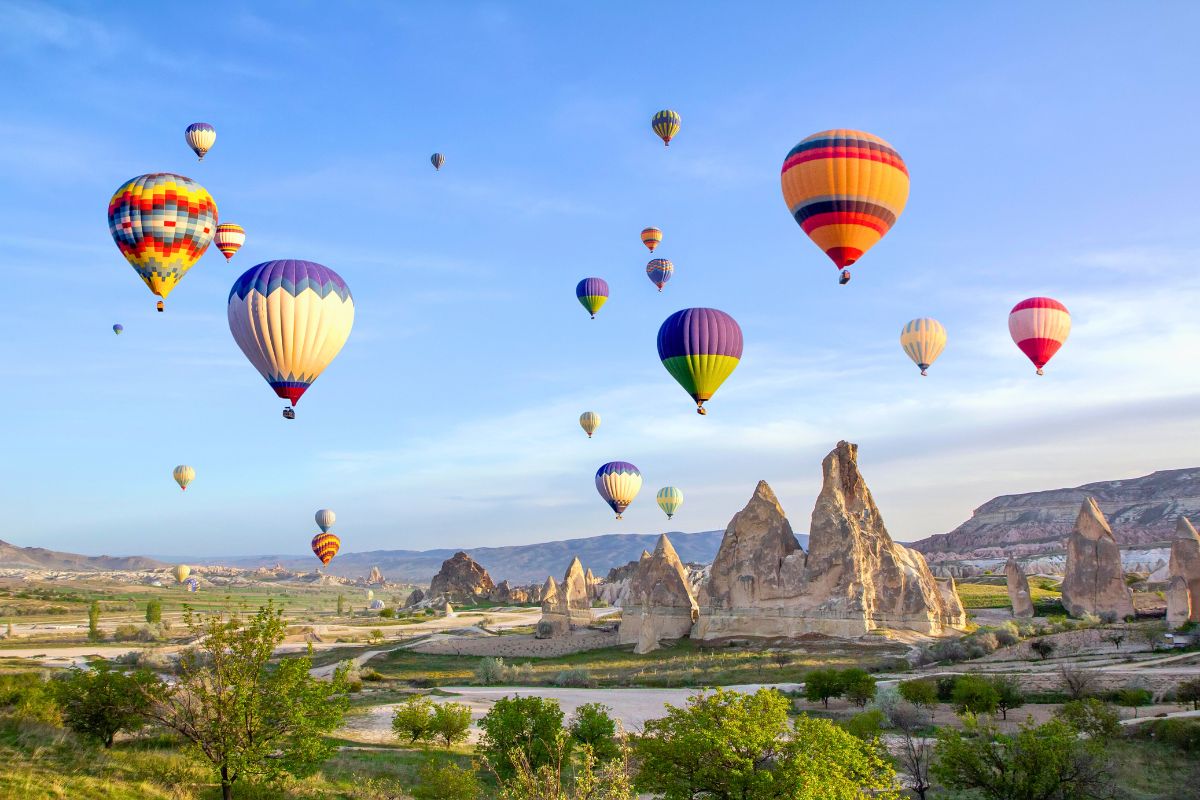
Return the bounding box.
[315,508,336,534]
[1009,297,1070,375]
[431,153,445,171]
[366,589,375,601]
[184,577,199,593]
[172,564,190,583]
[900,318,947,376]
[579,411,600,438]
[185,123,216,161]
[113,324,123,335]
[214,223,245,261]
[576,277,609,319]
[596,461,642,519]
[173,465,195,491]
[312,532,341,566]
[657,308,743,414]
[656,486,683,519]
[652,110,681,146]
[646,258,674,292]
[641,227,662,252]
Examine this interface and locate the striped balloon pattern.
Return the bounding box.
[596,461,642,519]
[108,173,217,304]
[173,465,195,491]
[311,533,341,566]
[780,129,909,273]
[641,227,662,252]
[900,318,947,376]
[579,411,600,438]
[656,486,683,519]
[184,577,199,592]
[315,508,336,534]
[431,152,445,170]
[657,308,743,414]
[214,223,245,261]
[1009,297,1070,375]
[646,258,674,291]
[185,122,216,160]
[576,277,609,319]
[227,260,355,407]
[652,110,681,146]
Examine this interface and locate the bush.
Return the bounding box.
[936,676,958,703]
[145,599,162,625]
[412,758,481,800]
[569,702,619,762]
[1137,718,1200,752]
[379,607,395,619]
[478,695,565,780]
[430,702,472,747]
[475,657,505,685]
[994,621,1021,647]
[1177,677,1200,710]
[50,663,155,747]
[1056,698,1121,742]
[843,708,886,740]
[551,668,593,688]
[1031,639,1056,660]
[1,674,61,727]
[951,674,1000,715]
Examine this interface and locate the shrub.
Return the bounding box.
[1177,677,1200,710]
[1138,718,1200,752]
[112,624,142,641]
[843,708,886,740]
[972,632,1000,654]
[1031,639,1056,660]
[145,599,162,625]
[994,622,1020,647]
[478,695,565,780]
[569,702,619,762]
[50,663,155,748]
[936,676,958,703]
[430,702,473,747]
[412,758,481,800]
[379,607,395,619]
[1056,698,1121,742]
[951,674,1000,715]
[475,657,505,685]
[552,668,593,688]
[1058,665,1097,700]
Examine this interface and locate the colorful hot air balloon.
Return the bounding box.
[656,486,683,519]
[315,508,336,534]
[185,123,216,161]
[900,318,947,376]
[172,564,190,583]
[657,308,743,415]
[113,324,123,335]
[576,277,609,319]
[184,577,199,593]
[312,532,341,566]
[108,173,217,310]
[214,223,245,261]
[579,411,600,438]
[595,462,642,519]
[173,465,195,491]
[652,110,681,146]
[646,258,674,291]
[641,227,662,252]
[1009,297,1070,375]
[431,153,445,171]
[228,260,355,415]
[780,130,909,282]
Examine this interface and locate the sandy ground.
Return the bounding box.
[404,629,618,658]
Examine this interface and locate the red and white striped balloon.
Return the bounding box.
[1008,297,1070,375]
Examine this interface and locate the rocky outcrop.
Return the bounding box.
[585,568,599,601]
[536,558,594,637]
[694,442,965,640]
[1060,499,1135,621]
[1166,517,1200,628]
[1005,558,1035,618]
[367,566,384,585]
[618,535,699,654]
[428,552,495,603]
[938,578,968,627]
[404,588,426,608]
[489,580,539,605]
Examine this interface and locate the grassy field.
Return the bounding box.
[954,576,1062,610]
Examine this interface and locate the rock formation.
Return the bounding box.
[937,578,968,627]
[1166,517,1200,628]
[585,568,599,601]
[367,566,384,585]
[617,534,700,654]
[428,551,495,603]
[404,588,426,607]
[1005,558,1035,618]
[693,442,964,639]
[489,580,538,605]
[536,558,594,637]
[1060,498,1135,621]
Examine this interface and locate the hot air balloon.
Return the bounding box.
[312,532,341,566]
[780,130,909,283]
[228,260,355,417]
[1009,297,1070,375]
[172,564,191,583]
[576,277,609,319]
[646,258,674,291]
[652,110,681,146]
[315,508,336,534]
[173,465,195,491]
[641,227,662,252]
[184,577,199,593]
[657,308,743,415]
[113,324,123,335]
[214,223,245,261]
[595,462,642,519]
[579,411,600,438]
[185,123,216,160]
[656,486,683,519]
[366,589,374,601]
[900,318,947,376]
[108,173,217,310]
[431,153,445,171]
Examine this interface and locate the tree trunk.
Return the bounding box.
[221,766,233,800]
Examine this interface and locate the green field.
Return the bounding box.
[953,576,1062,610]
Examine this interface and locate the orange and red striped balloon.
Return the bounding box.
[311,532,341,566]
[1009,297,1070,375]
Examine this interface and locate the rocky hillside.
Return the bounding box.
[0,539,163,571]
[911,467,1200,563]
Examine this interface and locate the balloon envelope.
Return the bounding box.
[185,122,216,160]
[575,277,609,319]
[184,577,199,592]
[214,223,245,261]
[172,564,190,583]
[312,532,341,566]
[172,465,195,491]
[641,227,662,252]
[108,173,217,303]
[113,324,123,335]
[579,411,600,438]
[431,153,445,170]
[315,508,336,534]
[228,260,355,407]
[900,318,947,375]
[657,308,743,414]
[652,110,681,146]
[780,130,909,271]
[656,486,683,519]
[1009,297,1070,375]
[646,258,674,291]
[596,462,642,519]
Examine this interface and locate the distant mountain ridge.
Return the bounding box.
[910,467,1200,563]
[0,539,164,572]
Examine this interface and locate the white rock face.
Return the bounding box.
[1060,498,1135,621]
[1006,558,1035,618]
[536,557,594,637]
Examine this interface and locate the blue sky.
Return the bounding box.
[3,1,1200,558]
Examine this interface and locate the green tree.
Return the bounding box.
[50,663,155,748]
[898,678,938,714]
[1117,687,1153,718]
[990,675,1024,721]
[431,701,473,747]
[1056,698,1121,742]
[143,604,350,800]
[840,668,877,708]
[336,594,345,615]
[1030,639,1055,660]
[145,599,162,625]
[1178,677,1200,710]
[951,674,1000,716]
[843,709,885,740]
[478,695,566,780]
[500,732,636,800]
[413,758,481,800]
[87,600,101,641]
[933,717,1118,800]
[803,668,843,708]
[569,702,619,762]
[392,694,436,744]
